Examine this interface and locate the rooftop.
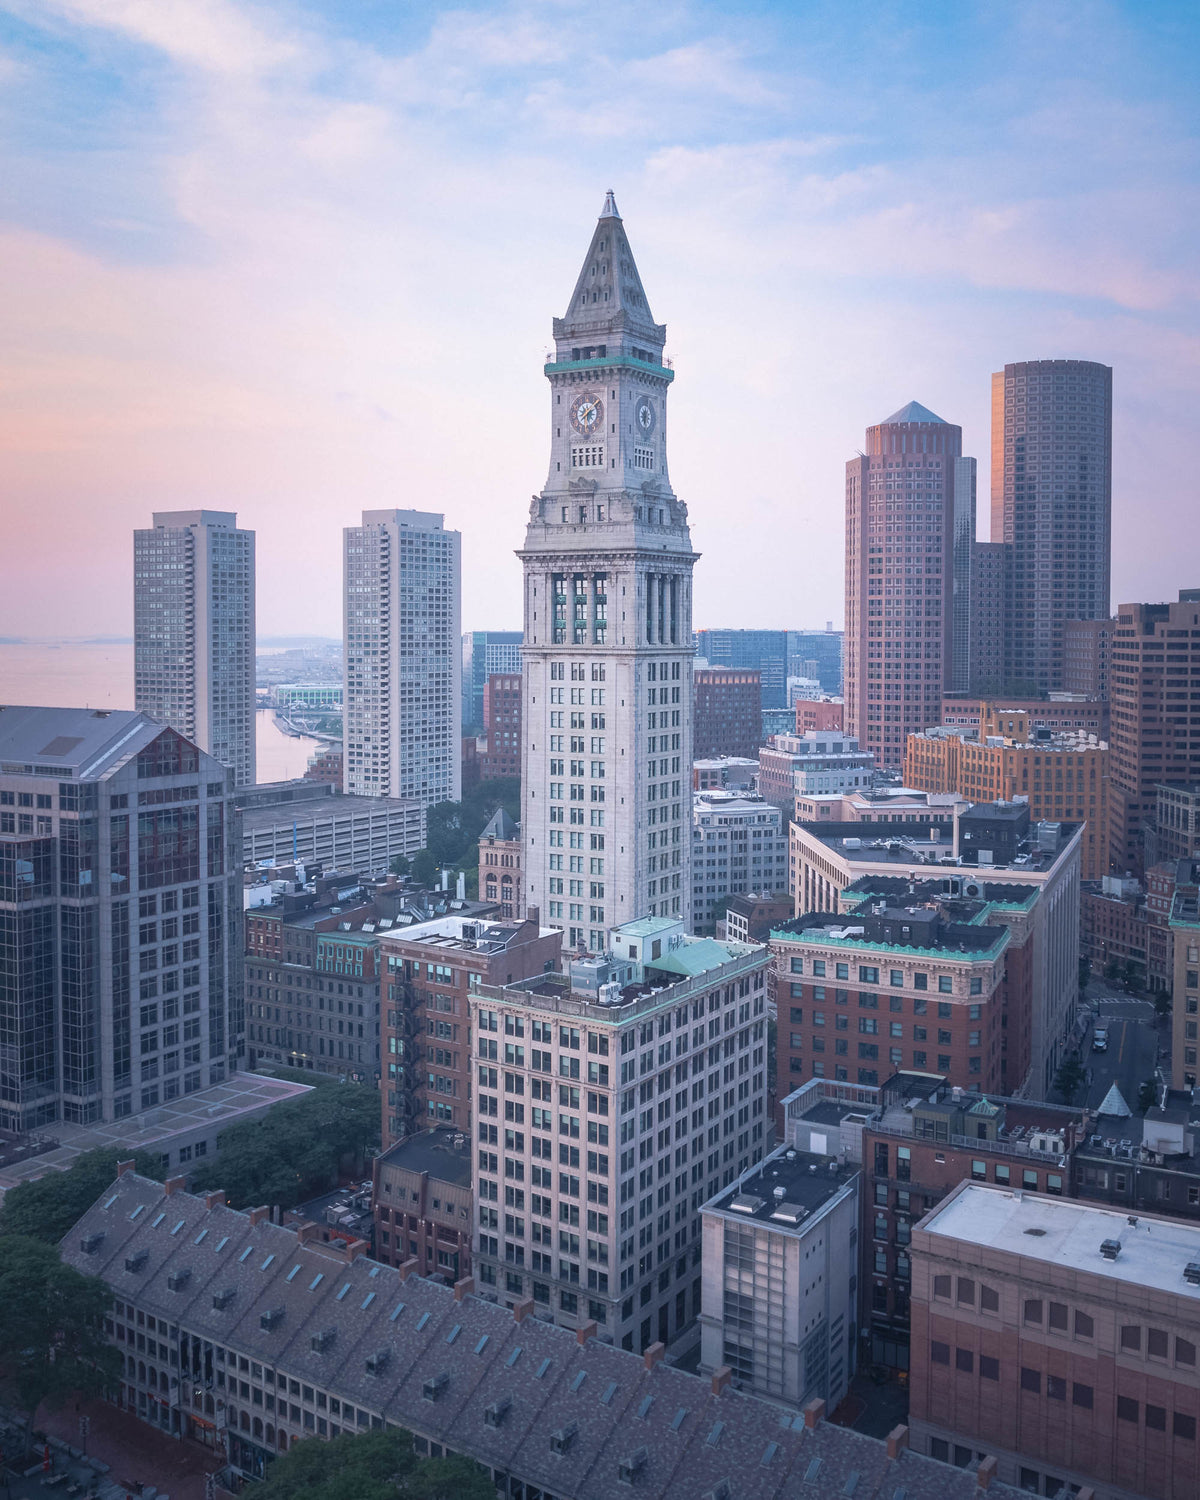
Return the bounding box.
[0,1072,312,1193]
[62,1174,1021,1500]
[240,792,421,830]
[770,908,1007,959]
[708,1146,859,1229]
[800,817,1078,875]
[922,1184,1200,1298]
[378,913,555,955]
[376,1129,472,1189]
[0,705,169,779]
[843,874,1040,911]
[880,400,949,426]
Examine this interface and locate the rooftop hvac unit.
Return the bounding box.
[618,1448,649,1483]
[1099,1239,1121,1261]
[1185,1263,1200,1287]
[125,1249,148,1273]
[550,1423,579,1455]
[310,1328,335,1353]
[212,1287,235,1310]
[422,1372,449,1402]
[80,1232,105,1254]
[260,1307,285,1331]
[365,1349,390,1374]
[167,1268,191,1292]
[484,1397,511,1428]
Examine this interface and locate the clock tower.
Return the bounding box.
[520,191,696,948]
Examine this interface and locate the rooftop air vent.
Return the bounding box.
[484,1397,511,1428]
[212,1287,235,1310]
[1100,1239,1121,1261]
[550,1423,579,1455]
[365,1349,390,1374]
[422,1372,449,1402]
[125,1249,149,1273]
[260,1306,285,1331]
[80,1232,105,1254]
[618,1448,649,1484]
[310,1327,335,1353]
[167,1268,191,1292]
[1185,1263,1200,1287]
[703,1483,732,1500]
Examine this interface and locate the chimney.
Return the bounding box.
[247,1206,270,1227]
[397,1257,420,1282]
[454,1276,475,1302]
[576,1320,598,1347]
[163,1175,187,1196]
[976,1456,998,1491]
[886,1425,909,1459]
[342,1238,368,1262]
[643,1342,665,1371]
[296,1221,322,1244]
[203,1189,226,1210]
[803,1398,826,1429]
[512,1297,535,1324]
[116,1159,136,1178]
[711,1366,732,1397]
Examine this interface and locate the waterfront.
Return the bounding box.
[0,641,323,781]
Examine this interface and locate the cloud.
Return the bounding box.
[0,0,1196,640]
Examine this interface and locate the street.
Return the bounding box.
[1079,1011,1161,1112]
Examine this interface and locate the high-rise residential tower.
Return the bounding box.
[520,192,695,947]
[991,359,1112,692]
[844,402,974,769]
[134,510,256,788]
[343,510,461,807]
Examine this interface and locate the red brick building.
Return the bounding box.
[795,699,844,734]
[693,667,762,760]
[379,912,560,1146]
[910,1183,1200,1500]
[772,896,1010,1098]
[478,806,522,919]
[481,672,521,780]
[1081,867,1177,992]
[372,1127,473,1279]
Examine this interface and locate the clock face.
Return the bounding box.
[569,392,604,437]
[636,397,655,437]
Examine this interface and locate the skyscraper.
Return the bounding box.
[134,510,255,788]
[520,192,695,946]
[343,509,461,807]
[461,630,523,732]
[991,359,1112,692]
[844,402,974,769]
[1109,591,1200,875]
[0,706,243,1129]
[950,454,977,693]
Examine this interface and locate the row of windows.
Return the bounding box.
[788,956,983,994]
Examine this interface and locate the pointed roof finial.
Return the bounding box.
[600,189,620,220]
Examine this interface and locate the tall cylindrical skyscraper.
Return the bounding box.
[845,403,973,769]
[991,359,1112,693]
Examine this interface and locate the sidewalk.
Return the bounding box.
[36,1399,231,1500]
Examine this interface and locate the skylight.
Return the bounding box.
[150,1213,165,1228]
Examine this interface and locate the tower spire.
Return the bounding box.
[600,188,620,219]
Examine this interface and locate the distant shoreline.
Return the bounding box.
[0,636,341,649]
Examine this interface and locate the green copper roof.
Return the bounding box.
[881,400,948,426]
[647,938,737,977]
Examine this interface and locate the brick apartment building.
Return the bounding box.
[910,1183,1200,1500]
[772,895,1012,1099]
[478,807,523,920]
[379,912,561,1145]
[941,693,1107,739]
[1081,869,1177,992]
[480,672,521,780]
[1109,592,1200,876]
[692,667,762,760]
[859,1074,1086,1372]
[903,704,1109,879]
[372,1126,472,1280]
[787,804,1082,1100]
[795,698,844,734]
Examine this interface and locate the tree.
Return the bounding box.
[255,1429,493,1500]
[1053,1055,1085,1104]
[0,1235,120,1454]
[410,777,521,889]
[0,1147,165,1246]
[390,854,411,878]
[1138,1077,1159,1113]
[190,1082,380,1210]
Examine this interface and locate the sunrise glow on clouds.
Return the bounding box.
[0,0,1196,638]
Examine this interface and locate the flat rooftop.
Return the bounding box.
[923,1184,1200,1297]
[801,822,1076,874]
[378,914,552,953]
[709,1148,858,1228]
[241,793,419,829]
[377,1129,472,1188]
[798,1098,863,1127]
[0,1072,312,1193]
[770,909,1007,958]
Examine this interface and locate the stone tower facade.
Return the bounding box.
[520,193,696,949]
